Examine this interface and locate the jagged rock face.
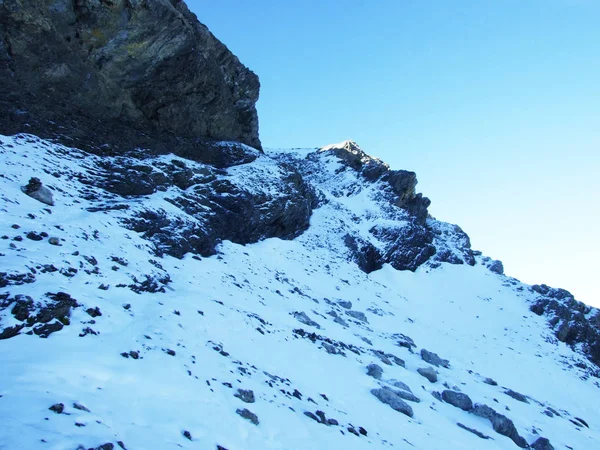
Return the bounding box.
[0,0,260,157]
[530,283,600,368]
[320,140,431,225]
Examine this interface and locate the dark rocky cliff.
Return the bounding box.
[0,0,261,159]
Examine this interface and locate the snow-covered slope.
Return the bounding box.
[1,134,598,450]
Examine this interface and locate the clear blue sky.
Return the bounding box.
[189,0,600,306]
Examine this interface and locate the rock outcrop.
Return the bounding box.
[0,0,260,161]
[530,283,600,369]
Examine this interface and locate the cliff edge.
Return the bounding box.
[0,0,261,158]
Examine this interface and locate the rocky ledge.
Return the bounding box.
[0,0,261,162]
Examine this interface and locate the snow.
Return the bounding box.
[0,133,598,449]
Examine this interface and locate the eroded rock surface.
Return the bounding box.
[0,0,261,160]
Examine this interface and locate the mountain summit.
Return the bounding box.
[1,2,599,450]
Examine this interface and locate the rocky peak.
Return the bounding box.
[319,140,431,224]
[0,0,261,160]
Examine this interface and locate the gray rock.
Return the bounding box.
[48,237,60,246]
[386,387,420,403]
[291,311,320,329]
[234,389,255,404]
[236,408,259,425]
[73,402,91,412]
[22,177,54,206]
[333,316,349,327]
[388,380,413,393]
[417,367,438,383]
[531,437,554,450]
[472,403,528,448]
[504,389,529,404]
[420,349,450,368]
[345,310,368,323]
[49,403,64,414]
[488,260,504,274]
[366,363,383,380]
[370,388,414,418]
[322,342,341,355]
[457,422,491,439]
[441,390,473,411]
[337,300,352,309]
[483,377,498,386]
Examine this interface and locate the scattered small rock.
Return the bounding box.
[49,403,64,414]
[86,307,102,318]
[345,310,368,323]
[420,349,450,368]
[504,389,529,404]
[483,377,498,386]
[73,403,90,412]
[366,363,383,380]
[236,408,259,425]
[457,422,491,439]
[234,389,255,403]
[531,437,554,450]
[291,311,321,328]
[26,231,44,241]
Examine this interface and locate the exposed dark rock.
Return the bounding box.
[386,387,420,403]
[504,389,529,404]
[292,311,320,329]
[420,349,450,368]
[394,333,417,352]
[472,403,528,448]
[530,284,600,368]
[457,422,491,439]
[370,388,414,418]
[429,222,476,267]
[33,321,64,338]
[303,410,338,426]
[21,177,54,206]
[86,307,102,318]
[49,403,64,414]
[487,259,504,275]
[182,430,192,441]
[573,417,589,428]
[121,160,316,259]
[417,367,438,383]
[91,444,114,450]
[343,234,382,273]
[337,300,352,309]
[236,408,259,425]
[26,231,44,241]
[388,380,413,393]
[531,437,554,450]
[73,403,90,412]
[484,377,498,386]
[345,310,368,323]
[366,363,383,380]
[442,390,473,411]
[234,389,255,404]
[371,224,436,272]
[0,0,261,158]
